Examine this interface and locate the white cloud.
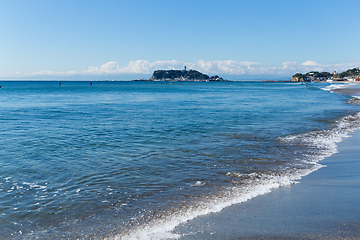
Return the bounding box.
[301,60,319,66]
[80,60,269,76]
[30,70,77,76]
[186,60,263,75]
[296,61,360,74]
[281,61,296,69]
[82,60,183,75]
[85,61,121,74]
[1,60,359,79]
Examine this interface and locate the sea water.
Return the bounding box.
[0,81,360,239]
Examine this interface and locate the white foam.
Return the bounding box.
[322,82,360,100]
[352,94,360,100]
[282,112,360,164]
[108,167,323,240]
[322,82,356,92]
[190,181,205,187]
[22,182,47,190]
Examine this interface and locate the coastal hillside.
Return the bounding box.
[291,67,360,82]
[149,69,225,81]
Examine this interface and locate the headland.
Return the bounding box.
[291,67,360,83]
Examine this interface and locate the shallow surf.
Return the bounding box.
[0,81,359,239]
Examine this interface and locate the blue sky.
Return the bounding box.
[0,0,359,80]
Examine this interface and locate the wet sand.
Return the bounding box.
[174,130,360,239]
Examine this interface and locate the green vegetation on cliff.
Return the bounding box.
[149,69,225,81]
[292,71,332,81]
[151,70,209,80]
[337,68,360,78]
[292,67,359,82]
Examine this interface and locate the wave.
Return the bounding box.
[107,111,360,240]
[109,175,308,240]
[321,82,356,92]
[322,82,360,101]
[321,82,358,92]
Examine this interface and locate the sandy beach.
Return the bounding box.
[174,128,360,239]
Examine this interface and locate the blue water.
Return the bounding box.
[0,81,359,239]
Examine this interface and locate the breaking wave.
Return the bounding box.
[321,82,355,92]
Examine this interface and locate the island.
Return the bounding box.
[134,67,227,82]
[291,67,360,82]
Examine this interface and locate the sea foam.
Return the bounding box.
[321,82,356,92]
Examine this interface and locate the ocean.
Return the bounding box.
[1,81,360,239]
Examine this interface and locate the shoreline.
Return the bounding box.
[174,129,360,239]
[171,84,360,239]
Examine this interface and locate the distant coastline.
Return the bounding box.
[291,67,360,82]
